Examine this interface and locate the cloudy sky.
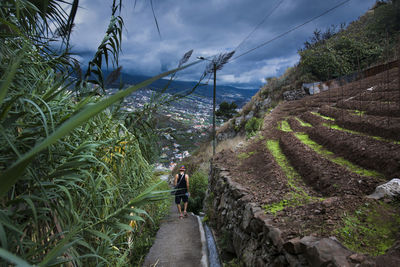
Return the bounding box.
[70,0,377,89]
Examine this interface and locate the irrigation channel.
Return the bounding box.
[203,222,222,267]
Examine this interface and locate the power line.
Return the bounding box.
[197,0,350,75]
[197,1,283,65]
[230,0,351,62]
[234,0,284,52]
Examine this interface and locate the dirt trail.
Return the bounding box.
[143,201,207,267]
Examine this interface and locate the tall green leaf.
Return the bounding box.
[0,60,200,197]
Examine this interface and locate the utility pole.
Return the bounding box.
[212,62,216,156]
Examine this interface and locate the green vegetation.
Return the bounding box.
[240,1,400,133]
[277,120,292,132]
[130,180,171,265]
[266,140,306,194]
[256,132,265,141]
[216,101,238,121]
[237,151,256,160]
[336,201,400,256]
[295,133,335,158]
[0,1,200,265]
[294,133,383,178]
[266,199,291,215]
[266,191,315,215]
[233,118,242,132]
[154,170,171,177]
[223,258,245,267]
[331,157,383,178]
[265,140,320,214]
[323,123,400,144]
[188,170,209,214]
[295,117,313,127]
[311,112,335,121]
[349,109,366,116]
[298,35,382,81]
[245,117,263,137]
[298,1,400,81]
[205,191,215,225]
[325,123,369,135]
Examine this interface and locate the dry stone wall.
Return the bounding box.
[206,164,362,267]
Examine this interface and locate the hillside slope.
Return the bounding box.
[212,62,400,264]
[215,1,400,140]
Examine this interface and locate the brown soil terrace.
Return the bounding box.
[213,66,400,260]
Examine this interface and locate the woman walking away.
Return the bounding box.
[174,166,190,219]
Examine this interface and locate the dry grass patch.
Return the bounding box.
[217,135,246,154]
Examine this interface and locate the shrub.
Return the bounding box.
[298,1,398,82]
[245,117,263,137]
[130,179,171,265]
[0,1,186,265]
[188,170,208,214]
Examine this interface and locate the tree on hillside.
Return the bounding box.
[300,24,346,51]
[216,101,238,121]
[297,1,399,82]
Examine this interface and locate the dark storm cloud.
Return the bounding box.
[70,0,377,88]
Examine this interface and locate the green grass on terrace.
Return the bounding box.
[348,109,366,116]
[294,133,384,178]
[237,151,255,160]
[323,123,400,145]
[295,117,312,127]
[264,140,321,215]
[323,123,360,136]
[336,201,400,256]
[277,120,292,132]
[311,112,335,121]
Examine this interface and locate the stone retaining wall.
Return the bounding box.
[206,164,362,267]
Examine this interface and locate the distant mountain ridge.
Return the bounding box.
[106,71,258,107]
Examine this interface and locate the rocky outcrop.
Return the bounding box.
[283,89,306,101]
[206,164,364,266]
[255,97,271,115]
[217,126,237,142]
[368,178,400,200]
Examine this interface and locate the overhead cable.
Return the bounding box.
[234,0,284,52]
[230,0,351,62]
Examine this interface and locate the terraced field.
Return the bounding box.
[214,66,400,260]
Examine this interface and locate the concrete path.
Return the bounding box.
[143,201,208,267]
